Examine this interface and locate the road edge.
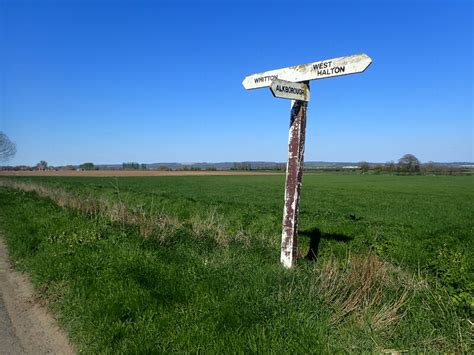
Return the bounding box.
[0,235,75,354]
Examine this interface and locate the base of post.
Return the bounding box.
[280,253,294,269]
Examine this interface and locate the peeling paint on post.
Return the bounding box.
[281,89,308,268]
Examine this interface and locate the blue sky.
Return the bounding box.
[1,0,472,165]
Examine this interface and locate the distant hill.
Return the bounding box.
[91,161,473,171]
[4,161,472,171]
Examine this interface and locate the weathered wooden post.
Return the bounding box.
[280,87,309,268]
[242,54,372,268]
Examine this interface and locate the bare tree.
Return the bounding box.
[398,154,420,172]
[0,132,16,162]
[37,160,48,170]
[359,161,370,173]
[423,161,436,173]
[385,160,395,173]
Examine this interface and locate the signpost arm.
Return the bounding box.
[280,82,309,268]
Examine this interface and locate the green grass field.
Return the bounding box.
[0,174,472,352]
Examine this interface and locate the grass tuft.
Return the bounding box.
[313,252,413,331]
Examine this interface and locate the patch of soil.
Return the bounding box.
[0,236,74,354]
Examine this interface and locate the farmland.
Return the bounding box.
[0,173,472,352]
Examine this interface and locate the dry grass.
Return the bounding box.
[0,179,241,247]
[190,208,231,247]
[311,252,421,332]
[0,170,282,177]
[189,208,255,248]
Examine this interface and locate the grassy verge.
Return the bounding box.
[2,174,473,311]
[0,178,471,352]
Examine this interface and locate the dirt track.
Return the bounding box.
[0,170,283,177]
[0,236,74,354]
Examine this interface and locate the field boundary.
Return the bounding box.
[0,179,256,247]
[0,170,284,177]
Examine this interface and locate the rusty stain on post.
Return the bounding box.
[281,82,309,268]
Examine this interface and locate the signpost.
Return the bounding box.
[242,53,372,268]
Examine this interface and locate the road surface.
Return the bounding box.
[0,236,74,354]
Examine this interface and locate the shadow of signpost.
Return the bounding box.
[299,228,353,261]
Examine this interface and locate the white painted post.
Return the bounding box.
[280,88,308,268]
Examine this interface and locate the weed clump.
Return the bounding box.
[312,253,413,331]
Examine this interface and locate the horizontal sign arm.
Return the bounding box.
[242,53,372,90]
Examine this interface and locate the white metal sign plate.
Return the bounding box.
[270,79,310,102]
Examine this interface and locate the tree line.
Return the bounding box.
[0,131,470,175]
[358,154,469,175]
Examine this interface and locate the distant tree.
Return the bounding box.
[359,161,370,174]
[232,162,251,171]
[398,154,420,173]
[0,132,16,162]
[37,160,48,170]
[385,160,395,173]
[373,164,384,174]
[276,163,286,171]
[423,161,436,173]
[140,163,147,170]
[80,162,95,170]
[122,162,139,170]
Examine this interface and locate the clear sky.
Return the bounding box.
[1,0,472,166]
